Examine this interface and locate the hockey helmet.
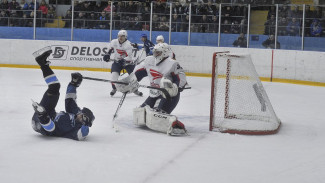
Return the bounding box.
[118,30,128,38]
[156,35,164,43]
[141,33,147,38]
[153,43,169,64]
[81,107,95,127]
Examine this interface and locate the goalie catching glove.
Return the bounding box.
[115,73,139,93]
[159,77,178,98]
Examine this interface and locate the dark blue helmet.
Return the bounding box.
[141,34,147,38]
[81,107,95,127]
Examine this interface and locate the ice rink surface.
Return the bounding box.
[1,67,325,183]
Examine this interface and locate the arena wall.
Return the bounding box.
[0,39,325,86]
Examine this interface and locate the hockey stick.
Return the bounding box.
[83,76,174,100]
[112,92,127,132]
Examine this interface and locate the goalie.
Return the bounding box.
[114,43,188,136]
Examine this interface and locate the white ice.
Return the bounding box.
[0,67,325,183]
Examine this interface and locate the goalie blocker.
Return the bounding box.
[133,106,187,136]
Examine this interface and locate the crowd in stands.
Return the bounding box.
[264,4,325,37]
[0,0,56,27]
[0,0,324,38]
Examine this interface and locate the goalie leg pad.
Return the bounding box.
[133,107,146,126]
[144,106,177,133]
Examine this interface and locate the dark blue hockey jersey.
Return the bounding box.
[32,84,89,141]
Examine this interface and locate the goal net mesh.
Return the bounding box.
[210,52,281,135]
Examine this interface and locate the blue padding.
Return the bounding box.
[1,27,325,51]
[45,75,58,85]
[66,84,77,94]
[80,125,89,137]
[41,120,55,132]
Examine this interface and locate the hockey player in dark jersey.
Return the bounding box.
[31,46,95,141]
[141,33,155,56]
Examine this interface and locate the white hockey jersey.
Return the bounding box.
[134,56,187,97]
[109,39,134,63]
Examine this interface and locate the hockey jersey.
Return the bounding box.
[109,39,134,64]
[33,84,89,141]
[134,56,187,97]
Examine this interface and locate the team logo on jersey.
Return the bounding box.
[116,49,128,57]
[150,69,163,80]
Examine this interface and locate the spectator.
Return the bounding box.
[278,17,288,36]
[18,13,29,27]
[64,9,72,28]
[262,34,280,49]
[206,0,217,15]
[47,5,56,19]
[278,5,290,19]
[19,0,29,14]
[264,14,276,35]
[180,14,189,32]
[222,6,233,22]
[310,19,322,37]
[39,0,48,17]
[231,20,240,34]
[221,19,231,34]
[198,15,210,33]
[8,0,20,12]
[0,0,9,14]
[267,6,276,20]
[288,5,302,19]
[154,1,166,14]
[98,11,108,29]
[93,1,104,13]
[209,15,218,33]
[238,18,247,34]
[172,2,183,15]
[286,17,300,36]
[171,14,181,32]
[233,33,247,48]
[158,16,169,31]
[0,10,9,26]
[103,1,115,13]
[87,12,98,29]
[131,16,143,30]
[74,12,86,29]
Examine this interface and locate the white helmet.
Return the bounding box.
[156,35,164,43]
[118,30,128,38]
[153,43,169,65]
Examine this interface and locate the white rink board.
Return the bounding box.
[1,39,325,83]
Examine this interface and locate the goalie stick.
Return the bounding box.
[112,92,127,132]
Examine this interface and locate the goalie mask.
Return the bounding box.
[153,43,169,65]
[80,107,95,127]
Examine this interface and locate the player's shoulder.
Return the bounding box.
[144,55,155,64]
[110,39,118,45]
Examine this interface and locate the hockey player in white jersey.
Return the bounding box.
[103,30,143,97]
[113,43,188,136]
[156,35,176,60]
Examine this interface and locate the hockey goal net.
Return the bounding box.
[210,52,281,135]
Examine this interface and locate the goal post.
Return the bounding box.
[209,52,281,135]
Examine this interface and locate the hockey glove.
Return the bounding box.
[103,53,111,62]
[159,77,178,98]
[70,72,83,87]
[115,73,139,93]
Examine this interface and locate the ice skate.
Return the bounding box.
[167,120,187,136]
[133,90,143,97]
[31,100,47,117]
[110,89,117,97]
[32,46,52,66]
